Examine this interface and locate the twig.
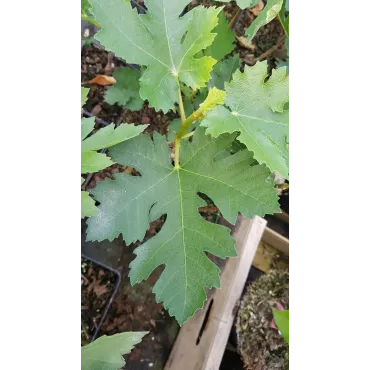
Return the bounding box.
[252,36,285,63]
[228,8,242,30]
[104,53,114,75]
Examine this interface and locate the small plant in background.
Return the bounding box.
[83,0,289,326]
[273,307,289,344]
[236,269,289,369]
[81,331,147,370]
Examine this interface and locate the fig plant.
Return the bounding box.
[83,0,289,325]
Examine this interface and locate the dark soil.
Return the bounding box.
[236,269,289,370]
[188,0,286,65]
[81,44,177,135]
[81,217,179,370]
[81,257,118,346]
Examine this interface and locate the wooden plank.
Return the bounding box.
[252,225,289,271]
[164,216,267,370]
[253,240,289,272]
[262,227,289,255]
[252,241,279,273]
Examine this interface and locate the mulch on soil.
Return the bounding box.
[81,45,176,135]
[81,257,118,346]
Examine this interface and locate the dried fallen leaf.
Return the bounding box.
[93,283,109,297]
[250,0,264,16]
[81,74,116,86]
[275,301,285,311]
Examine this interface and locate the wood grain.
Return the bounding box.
[164,215,267,370]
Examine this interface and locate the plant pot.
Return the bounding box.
[165,217,289,369]
[235,268,289,370]
[81,254,121,345]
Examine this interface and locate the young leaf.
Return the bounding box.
[209,54,241,90]
[204,12,235,62]
[81,151,114,174]
[81,87,89,110]
[89,0,222,112]
[81,117,96,141]
[201,61,289,179]
[81,117,148,174]
[197,87,226,117]
[272,308,289,344]
[81,332,148,370]
[82,190,98,218]
[86,128,279,324]
[81,123,148,152]
[104,67,144,111]
[245,0,284,43]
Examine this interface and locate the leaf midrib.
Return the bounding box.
[95,0,214,78]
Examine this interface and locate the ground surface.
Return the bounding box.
[81,1,288,367]
[81,257,118,346]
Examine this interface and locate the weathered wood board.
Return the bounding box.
[164,215,267,370]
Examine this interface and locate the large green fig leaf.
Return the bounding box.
[89,0,222,112]
[201,61,289,179]
[86,128,279,324]
[81,332,147,370]
[104,67,144,111]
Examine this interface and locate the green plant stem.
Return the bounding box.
[174,136,181,169]
[174,85,204,168]
[178,87,186,122]
[174,85,186,168]
[176,111,200,140]
[175,81,216,166]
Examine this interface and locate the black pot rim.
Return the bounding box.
[81,253,121,342]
